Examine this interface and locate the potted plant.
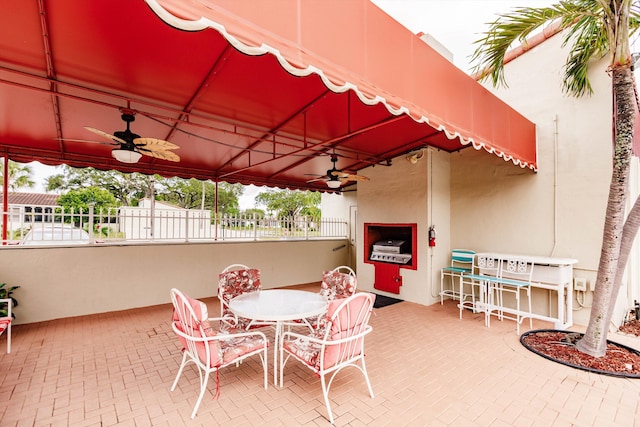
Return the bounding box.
[0,283,19,318]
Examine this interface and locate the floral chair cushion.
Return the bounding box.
[297,271,356,328]
[282,298,346,371]
[0,318,10,335]
[320,270,356,300]
[218,268,261,329]
[282,336,323,370]
[217,332,269,365]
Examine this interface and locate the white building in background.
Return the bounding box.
[0,192,59,233]
[118,198,211,241]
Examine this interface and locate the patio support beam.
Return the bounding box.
[216,88,333,172]
[38,0,64,153]
[222,115,404,180]
[2,156,8,244]
[161,44,235,142]
[0,69,310,153]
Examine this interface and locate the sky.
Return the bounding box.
[371,0,556,71]
[24,1,557,208]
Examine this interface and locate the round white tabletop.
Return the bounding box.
[228,289,328,386]
[228,289,328,322]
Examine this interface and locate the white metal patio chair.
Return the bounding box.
[330,265,356,277]
[280,292,375,424]
[218,264,270,330]
[170,288,268,419]
[440,249,475,304]
[487,257,534,334]
[0,298,12,353]
[297,265,358,331]
[319,265,357,300]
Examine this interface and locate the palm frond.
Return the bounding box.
[470,3,584,86]
[471,0,640,97]
[563,10,611,95]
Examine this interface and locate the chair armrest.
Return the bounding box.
[282,325,373,346]
[172,322,268,343]
[321,325,373,346]
[281,330,324,345]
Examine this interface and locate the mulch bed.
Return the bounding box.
[521,323,640,378]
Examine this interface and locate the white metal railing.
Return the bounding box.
[0,206,348,245]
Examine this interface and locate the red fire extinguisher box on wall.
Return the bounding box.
[364,223,417,294]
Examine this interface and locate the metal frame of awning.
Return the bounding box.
[0,0,536,194]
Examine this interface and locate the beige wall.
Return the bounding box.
[356,148,450,306]
[321,191,356,219]
[321,191,358,268]
[453,32,615,326]
[352,30,631,328]
[0,239,349,325]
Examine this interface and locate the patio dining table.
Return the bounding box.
[228,289,328,385]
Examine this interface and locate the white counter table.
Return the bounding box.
[475,253,578,329]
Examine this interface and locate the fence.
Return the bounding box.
[1,206,348,245]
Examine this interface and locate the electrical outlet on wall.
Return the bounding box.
[588,279,595,292]
[574,278,587,292]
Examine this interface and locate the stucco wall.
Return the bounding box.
[0,239,349,325]
[321,191,356,219]
[452,32,614,326]
[356,148,450,306]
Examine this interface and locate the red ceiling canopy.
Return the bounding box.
[0,0,536,192]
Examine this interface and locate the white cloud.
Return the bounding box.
[239,185,263,210]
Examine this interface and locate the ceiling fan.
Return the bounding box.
[83,109,180,163]
[307,155,370,189]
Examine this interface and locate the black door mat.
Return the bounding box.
[373,294,403,308]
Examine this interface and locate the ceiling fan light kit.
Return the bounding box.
[306,154,370,189]
[326,179,342,189]
[112,149,142,163]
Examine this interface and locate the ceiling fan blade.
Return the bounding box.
[329,170,369,181]
[342,173,370,182]
[306,176,328,184]
[137,148,180,162]
[134,137,179,151]
[56,137,119,146]
[84,126,125,145]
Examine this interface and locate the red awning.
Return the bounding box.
[0,0,536,192]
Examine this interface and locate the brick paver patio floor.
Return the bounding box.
[1,283,639,426]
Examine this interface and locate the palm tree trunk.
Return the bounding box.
[576,66,635,357]
[610,195,640,316]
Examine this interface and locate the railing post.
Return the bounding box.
[305,216,309,240]
[184,210,189,243]
[88,204,95,243]
[253,213,257,241]
[214,212,218,241]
